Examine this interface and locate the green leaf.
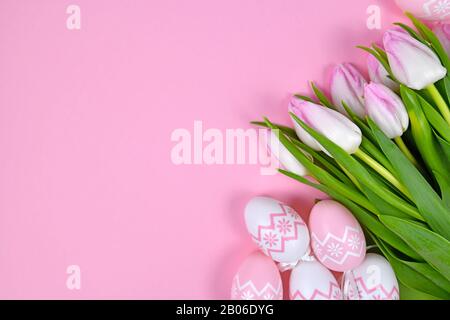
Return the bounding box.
[368,118,450,240]
[279,169,421,260]
[406,12,450,70]
[372,234,450,299]
[361,184,414,220]
[250,120,298,140]
[420,95,450,142]
[289,112,423,220]
[437,134,450,164]
[294,94,315,103]
[434,170,450,211]
[290,139,353,186]
[404,261,450,294]
[357,45,397,82]
[379,215,450,281]
[393,22,426,43]
[342,102,378,144]
[310,82,333,109]
[372,43,388,63]
[443,75,450,106]
[400,85,448,178]
[399,283,441,300]
[361,137,395,173]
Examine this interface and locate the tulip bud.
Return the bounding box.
[383,28,447,90]
[367,53,400,92]
[288,97,362,155]
[433,23,450,57]
[330,63,367,119]
[265,129,309,176]
[364,82,409,139]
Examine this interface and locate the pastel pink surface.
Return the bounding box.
[0,0,403,298]
[309,200,366,272]
[230,251,282,300]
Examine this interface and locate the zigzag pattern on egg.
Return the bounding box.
[251,203,306,258]
[290,281,342,300]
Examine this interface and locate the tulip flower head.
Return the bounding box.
[383,27,447,90]
[265,129,309,176]
[364,82,409,139]
[433,23,450,57]
[288,96,362,155]
[330,63,367,119]
[367,53,400,92]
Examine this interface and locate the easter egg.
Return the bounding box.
[309,200,366,272]
[289,260,342,300]
[342,253,400,300]
[395,0,450,21]
[244,196,310,264]
[231,251,283,300]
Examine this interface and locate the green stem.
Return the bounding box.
[338,163,362,191]
[354,148,412,200]
[394,136,421,169]
[426,83,450,126]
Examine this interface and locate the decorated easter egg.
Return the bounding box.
[289,260,342,300]
[309,200,366,272]
[395,0,450,21]
[231,251,283,300]
[342,253,400,300]
[244,196,310,264]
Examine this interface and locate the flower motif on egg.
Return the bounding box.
[276,218,292,234]
[263,232,279,248]
[327,242,343,258]
[263,293,274,300]
[347,234,361,250]
[241,290,254,300]
[428,0,450,16]
[309,200,366,272]
[395,0,450,20]
[245,197,310,264]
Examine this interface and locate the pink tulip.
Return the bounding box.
[364,82,409,139]
[288,96,362,155]
[330,63,367,119]
[383,27,447,90]
[367,54,399,92]
[265,129,309,176]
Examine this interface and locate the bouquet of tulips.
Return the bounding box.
[253,13,450,300]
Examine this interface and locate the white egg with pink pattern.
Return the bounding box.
[244,196,310,264]
[289,260,342,300]
[342,253,400,300]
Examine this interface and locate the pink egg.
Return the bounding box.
[289,260,342,300]
[395,0,450,21]
[309,200,366,272]
[231,251,283,300]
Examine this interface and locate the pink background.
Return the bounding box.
[0,0,407,299]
